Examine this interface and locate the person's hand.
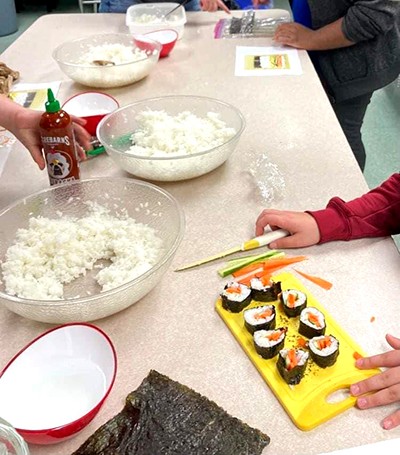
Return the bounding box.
[252,0,272,9]
[350,334,400,430]
[10,108,91,170]
[255,209,320,248]
[200,0,230,14]
[274,23,316,50]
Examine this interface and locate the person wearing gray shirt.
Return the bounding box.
[272,0,400,171]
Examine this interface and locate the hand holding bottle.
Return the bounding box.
[0,94,91,170]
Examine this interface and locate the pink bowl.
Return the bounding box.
[0,323,117,445]
[62,92,119,136]
[135,29,178,58]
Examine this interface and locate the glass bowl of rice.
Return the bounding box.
[0,178,184,324]
[96,95,246,181]
[53,33,162,88]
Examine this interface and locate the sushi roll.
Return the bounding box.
[253,327,287,359]
[220,281,252,313]
[298,307,326,339]
[250,278,282,302]
[244,305,276,334]
[309,335,340,368]
[277,348,309,385]
[280,289,307,318]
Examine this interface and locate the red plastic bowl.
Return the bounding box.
[62,92,119,136]
[0,323,117,445]
[135,29,178,58]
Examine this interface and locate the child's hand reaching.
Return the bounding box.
[350,334,400,430]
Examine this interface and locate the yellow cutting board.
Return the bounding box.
[215,272,379,431]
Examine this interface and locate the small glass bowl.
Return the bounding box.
[0,418,29,455]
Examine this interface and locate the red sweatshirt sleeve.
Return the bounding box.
[308,174,400,243]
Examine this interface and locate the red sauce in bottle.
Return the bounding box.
[40,89,80,186]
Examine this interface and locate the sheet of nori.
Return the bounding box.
[72,370,270,455]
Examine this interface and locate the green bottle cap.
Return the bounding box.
[45,88,60,113]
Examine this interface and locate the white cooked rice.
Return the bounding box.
[221,282,251,302]
[300,307,325,328]
[244,305,275,326]
[309,336,339,357]
[281,289,306,308]
[1,202,164,300]
[71,44,157,88]
[280,348,309,366]
[126,110,237,158]
[79,43,149,65]
[254,329,285,348]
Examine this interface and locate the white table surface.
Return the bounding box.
[1,10,400,455]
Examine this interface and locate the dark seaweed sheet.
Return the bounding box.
[73,370,270,455]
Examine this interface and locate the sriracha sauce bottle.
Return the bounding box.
[40,88,80,186]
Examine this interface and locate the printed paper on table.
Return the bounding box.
[9,81,61,110]
[235,46,302,76]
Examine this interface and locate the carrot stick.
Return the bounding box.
[294,269,333,290]
[234,266,265,284]
[233,256,307,279]
[287,349,298,370]
[262,256,307,271]
[260,274,272,286]
[297,337,308,349]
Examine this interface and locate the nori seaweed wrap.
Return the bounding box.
[280,289,307,318]
[72,370,270,455]
[253,327,287,359]
[244,305,276,334]
[277,348,309,385]
[221,282,252,313]
[298,307,326,339]
[309,335,340,368]
[250,278,282,302]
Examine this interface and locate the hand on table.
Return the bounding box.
[350,334,400,430]
[9,108,91,170]
[201,0,230,14]
[273,23,316,50]
[255,209,320,248]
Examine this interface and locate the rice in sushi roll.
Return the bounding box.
[244,305,276,334]
[309,335,339,368]
[250,278,282,302]
[221,281,252,313]
[254,327,287,359]
[277,348,309,385]
[280,289,307,318]
[298,307,326,339]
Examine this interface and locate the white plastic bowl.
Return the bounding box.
[0,324,117,445]
[126,3,186,40]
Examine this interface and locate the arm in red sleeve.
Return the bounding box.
[308,174,400,243]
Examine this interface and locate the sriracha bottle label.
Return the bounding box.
[40,89,81,186]
[42,135,80,185]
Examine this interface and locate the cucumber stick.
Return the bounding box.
[218,251,284,278]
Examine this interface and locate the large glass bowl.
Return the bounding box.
[52,33,161,88]
[0,179,184,324]
[97,95,246,181]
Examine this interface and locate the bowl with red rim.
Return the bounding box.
[62,91,119,136]
[134,29,178,58]
[0,323,117,445]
